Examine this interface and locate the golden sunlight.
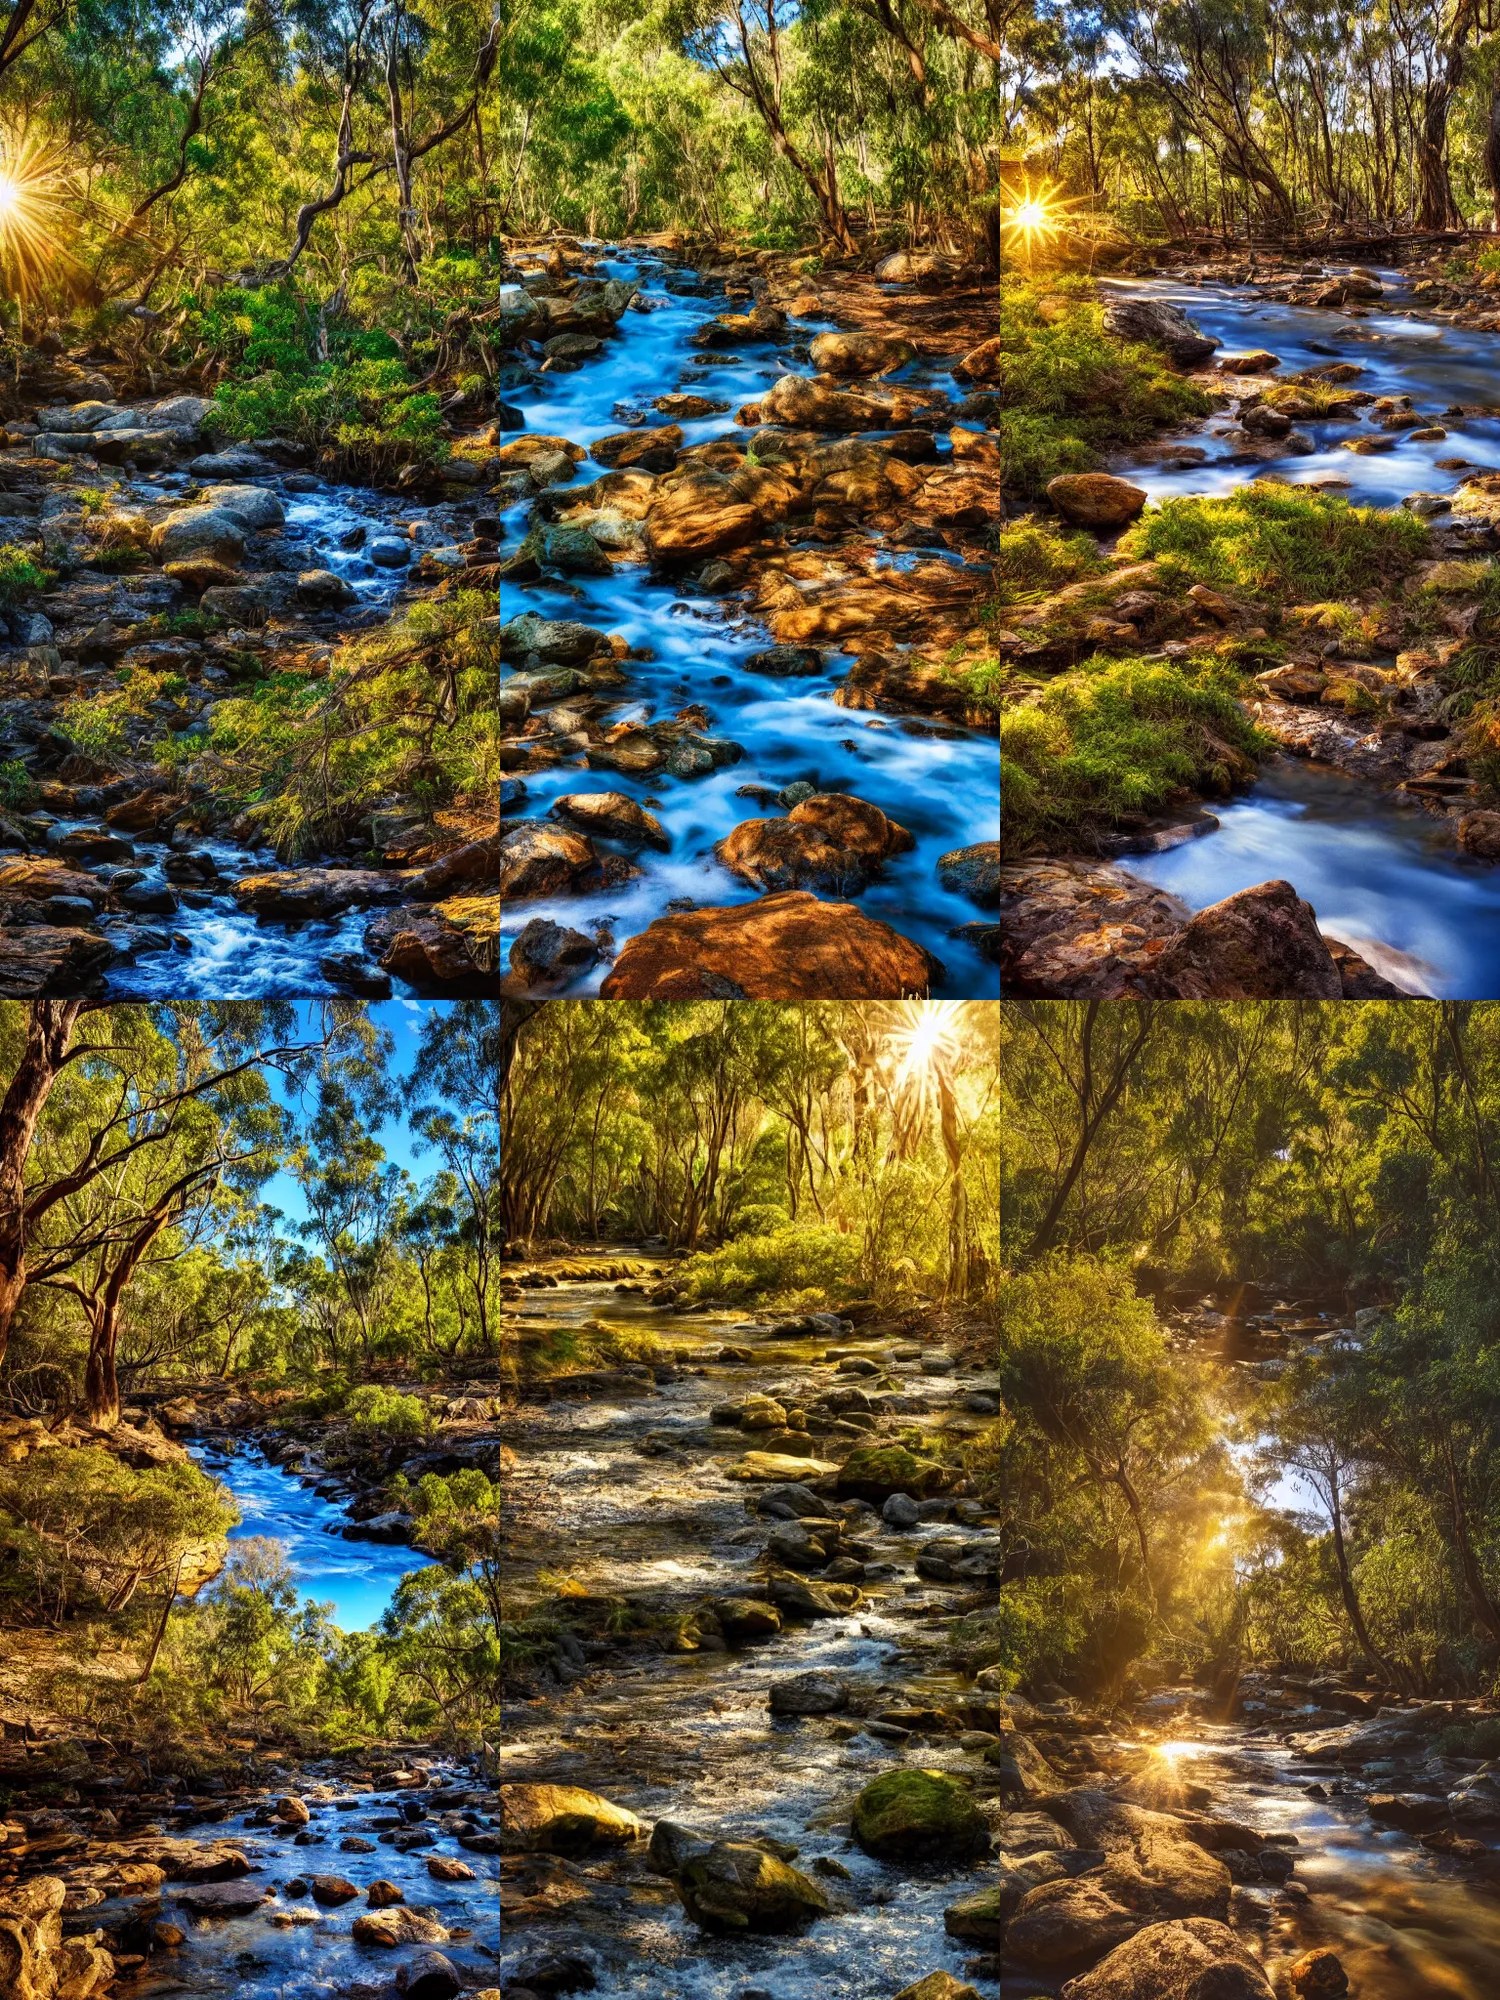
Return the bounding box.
[1000,175,1074,267]
[890,999,963,1083]
[0,134,69,299]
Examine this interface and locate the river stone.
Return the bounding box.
[838,1443,948,1502]
[944,1866,1045,1945]
[507,918,599,991]
[746,644,827,676]
[716,795,913,894]
[198,483,285,530]
[1137,879,1342,999]
[1057,1917,1275,1998]
[1287,1947,1349,1998]
[309,1873,358,1904]
[498,1782,644,1854]
[643,468,764,559]
[500,821,595,899]
[1100,297,1221,367]
[893,1977,981,2000]
[350,1905,451,1946]
[296,568,359,607]
[937,841,1002,907]
[273,1796,311,1826]
[1044,1790,1232,1919]
[1046,473,1148,528]
[983,1732,1060,1797]
[394,1952,463,1999]
[152,507,247,566]
[368,536,411,566]
[712,1596,783,1642]
[851,1769,988,1864]
[426,1854,475,1882]
[590,423,683,471]
[499,612,609,664]
[598,891,939,998]
[769,1671,849,1716]
[727,1450,841,1481]
[173,1880,270,1917]
[364,1879,403,1907]
[234,869,404,919]
[810,331,916,376]
[668,1834,835,1934]
[552,792,669,849]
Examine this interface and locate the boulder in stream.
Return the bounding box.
[838,1443,949,1501]
[497,1782,644,1854]
[1057,1917,1275,1999]
[851,1769,989,1864]
[394,1948,463,1997]
[350,1904,451,1946]
[1100,298,1221,368]
[649,1819,835,1934]
[0,1876,114,1998]
[769,1670,850,1716]
[892,1977,981,2000]
[598,891,939,999]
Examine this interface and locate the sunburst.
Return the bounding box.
[0,132,73,300]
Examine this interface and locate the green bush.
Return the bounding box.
[0,543,53,605]
[674,1224,862,1304]
[996,519,1107,606]
[343,1385,431,1439]
[1117,485,1429,603]
[0,760,36,809]
[1001,655,1265,854]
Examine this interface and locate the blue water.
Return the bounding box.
[500,249,1001,996]
[194,1444,418,1631]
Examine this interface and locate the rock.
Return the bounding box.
[507,918,599,990]
[273,1795,312,1826]
[349,1905,451,1946]
[0,1875,115,2000]
[295,568,359,607]
[368,536,411,566]
[951,335,1006,384]
[163,556,243,592]
[395,1951,463,2000]
[1288,1947,1349,1998]
[1007,1877,1143,1971]
[198,583,272,625]
[893,1978,981,2000]
[643,468,765,559]
[984,1733,1061,1797]
[1056,1918,1276,1998]
[365,1879,404,1907]
[937,841,1001,907]
[598,892,939,998]
[151,507,247,566]
[173,1880,270,1916]
[1218,351,1281,373]
[497,1782,644,1854]
[590,423,683,471]
[1138,879,1342,998]
[1046,474,1149,528]
[198,483,285,530]
[552,791,669,848]
[234,869,403,919]
[851,1769,989,1864]
[500,821,596,899]
[883,1492,921,1527]
[505,1951,597,1995]
[308,1873,359,1904]
[769,1671,849,1715]
[712,1596,783,1642]
[666,1831,835,1934]
[425,1854,475,1882]
[746,644,827,676]
[761,374,905,432]
[944,1870,1038,1946]
[717,795,914,892]
[839,1443,949,1501]
[1101,297,1221,367]
[320,951,392,997]
[499,612,610,664]
[1042,1790,1232,1920]
[1457,810,1500,858]
[809,331,916,376]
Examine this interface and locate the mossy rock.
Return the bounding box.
[851,1769,989,1864]
[675,1838,835,1933]
[836,1443,950,1502]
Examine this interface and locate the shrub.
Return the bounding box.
[674,1224,862,1304]
[343,1385,431,1439]
[0,760,36,809]
[995,519,1106,606]
[0,543,53,605]
[1000,655,1266,854]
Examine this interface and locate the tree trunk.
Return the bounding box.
[0,1002,83,1366]
[84,1302,122,1428]
[1485,84,1500,229]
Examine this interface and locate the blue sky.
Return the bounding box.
[258,1000,455,1227]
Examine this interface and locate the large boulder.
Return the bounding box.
[937,842,1002,907]
[1042,1790,1232,1921]
[760,374,903,432]
[598,892,939,998]
[0,925,114,998]
[233,869,403,919]
[1058,1918,1276,1999]
[1046,474,1148,528]
[499,821,596,899]
[499,612,610,664]
[837,1443,949,1501]
[810,331,916,376]
[1137,879,1343,998]
[650,1821,834,1934]
[1101,298,1221,368]
[151,506,247,566]
[952,336,1005,385]
[1006,1878,1145,1971]
[552,792,669,849]
[0,1875,115,1998]
[851,1769,989,1864]
[716,795,914,893]
[644,468,764,560]
[350,1906,451,1947]
[197,483,285,531]
[497,1783,644,1854]
[590,423,683,471]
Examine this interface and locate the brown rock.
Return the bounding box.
[425,1855,476,1882]
[498,1782,644,1853]
[760,374,906,432]
[715,794,914,892]
[809,331,916,376]
[598,891,939,998]
[1005,1877,1143,1970]
[1288,1947,1349,1999]
[309,1874,359,1905]
[589,424,683,471]
[1058,1918,1275,1999]
[368,913,492,988]
[892,1976,981,2000]
[952,335,1006,383]
[349,1906,451,1946]
[173,1880,270,1916]
[1046,473,1148,528]
[1139,879,1343,998]
[644,469,764,559]
[499,821,595,899]
[1458,809,1500,858]
[233,870,404,920]
[365,1879,404,1908]
[1218,351,1281,373]
[0,924,114,998]
[552,792,670,849]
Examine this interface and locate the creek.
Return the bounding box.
[496,1268,1500,1999]
[1099,271,1500,994]
[499,251,1002,997]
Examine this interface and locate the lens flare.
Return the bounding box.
[890,1000,963,1084]
[1000,176,1079,270]
[0,134,71,299]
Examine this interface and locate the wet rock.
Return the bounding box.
[892,1978,980,2000]
[368,536,410,566]
[982,1733,1060,1797]
[199,483,285,531]
[173,1879,270,1916]
[1457,809,1500,858]
[395,1951,463,1999]
[309,1873,359,1904]
[1137,879,1343,998]
[760,374,906,432]
[769,1671,850,1716]
[1006,1878,1142,1972]
[590,424,683,471]
[274,1796,311,1826]
[643,468,764,560]
[937,842,1001,906]
[1287,1946,1349,1998]
[717,794,913,893]
[838,1443,949,1501]
[295,569,359,607]
[1046,474,1148,528]
[1218,351,1281,373]
[499,821,596,898]
[658,1823,835,1934]
[0,1876,114,1998]
[234,869,404,919]
[552,792,669,848]
[152,507,247,567]
[1100,298,1221,367]
[809,331,917,376]
[745,644,826,676]
[368,909,493,989]
[598,891,939,998]
[1056,1917,1275,1998]
[349,1905,451,1946]
[713,1596,783,1642]
[851,1769,989,1864]
[0,925,114,997]
[506,918,599,991]
[944,1869,1040,1946]
[498,612,610,664]
[425,1855,475,1882]
[365,1879,404,1907]
[497,1782,644,1854]
[319,952,393,997]
[1043,1790,1231,1920]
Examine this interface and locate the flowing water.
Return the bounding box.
[500,251,1002,996]
[497,1268,1500,1999]
[1098,271,1500,992]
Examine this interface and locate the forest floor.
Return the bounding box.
[497,237,1002,999]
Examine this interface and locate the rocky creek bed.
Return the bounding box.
[0,348,500,999]
[495,242,1001,998]
[999,254,1500,998]
[491,1260,1500,2000]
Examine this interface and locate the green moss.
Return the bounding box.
[851,1769,985,1861]
[995,518,1107,607]
[836,1443,949,1500]
[1000,654,1267,855]
[1116,485,1429,603]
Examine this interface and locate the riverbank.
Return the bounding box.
[494,1256,1500,2000]
[496,240,1001,998]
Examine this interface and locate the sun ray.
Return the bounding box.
[0,132,72,301]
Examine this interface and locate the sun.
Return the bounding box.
[0,134,71,300]
[1000,175,1079,271]
[889,1000,963,1084]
